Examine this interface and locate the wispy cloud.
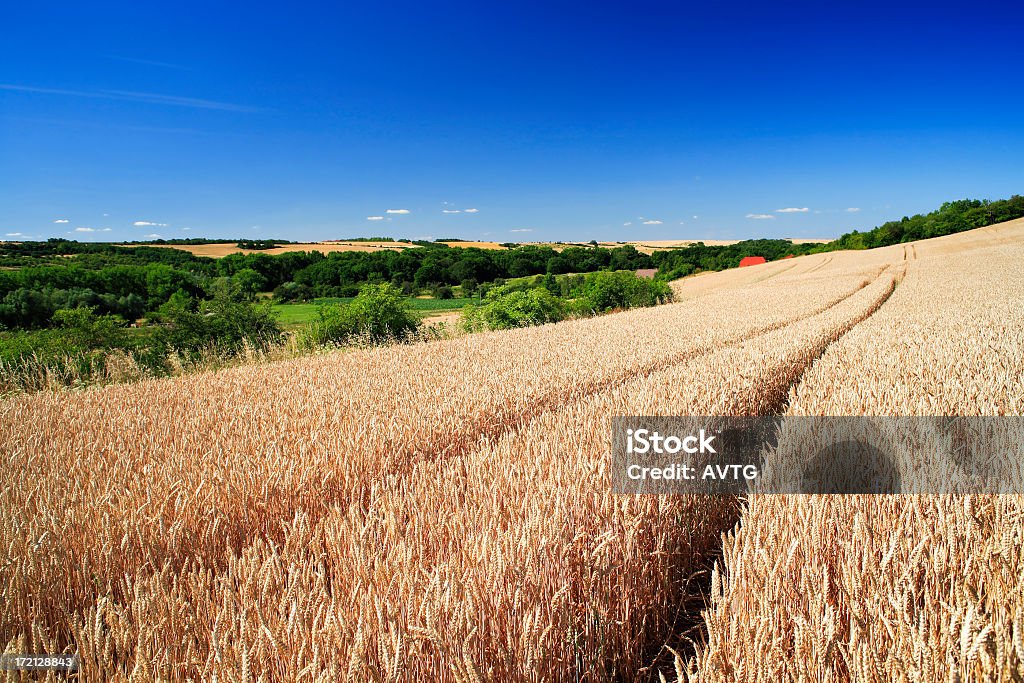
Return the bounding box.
[367,216,385,221]
[642,220,663,225]
[386,209,410,214]
[53,218,69,224]
[100,228,112,232]
[145,233,163,239]
[776,207,809,213]
[75,227,95,232]
[463,208,479,213]
[133,220,167,227]
[442,209,462,214]
[623,222,633,226]
[0,84,258,112]
[509,228,533,233]
[5,232,25,237]
[846,207,861,212]
[746,213,775,220]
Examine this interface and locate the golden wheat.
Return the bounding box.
[684,220,1024,682]
[3,218,1022,681]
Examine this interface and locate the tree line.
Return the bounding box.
[1,194,1022,333]
[825,195,1024,250]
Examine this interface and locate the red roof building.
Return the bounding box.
[739,256,767,267]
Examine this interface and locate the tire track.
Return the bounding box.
[645,264,905,681]
[312,268,891,511]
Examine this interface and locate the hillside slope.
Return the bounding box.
[2,218,1022,680]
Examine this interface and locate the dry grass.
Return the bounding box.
[3,219,1023,680]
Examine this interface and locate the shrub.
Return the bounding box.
[579,271,672,312]
[432,285,454,300]
[299,283,420,348]
[272,281,312,302]
[460,286,566,332]
[155,290,282,356]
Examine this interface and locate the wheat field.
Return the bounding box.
[678,219,1024,682]
[3,218,1023,681]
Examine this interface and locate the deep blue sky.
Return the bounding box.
[2,1,1023,243]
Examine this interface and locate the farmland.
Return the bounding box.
[1,218,1022,680]
[273,296,476,328]
[128,240,418,258]
[121,238,833,258]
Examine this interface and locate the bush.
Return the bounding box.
[432,285,454,300]
[460,286,566,332]
[299,283,420,348]
[155,290,282,356]
[579,271,672,312]
[272,281,312,302]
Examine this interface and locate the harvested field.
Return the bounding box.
[3,219,1023,680]
[128,237,830,258]
[124,241,418,257]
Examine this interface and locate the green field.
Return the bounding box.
[273,297,476,328]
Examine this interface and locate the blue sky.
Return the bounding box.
[2,0,1023,243]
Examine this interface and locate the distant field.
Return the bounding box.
[273,296,475,327]
[125,241,417,257]
[123,237,833,258]
[435,240,508,249]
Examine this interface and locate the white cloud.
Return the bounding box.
[442,209,462,214]
[75,227,96,232]
[623,222,633,226]
[53,219,69,224]
[846,207,861,212]
[776,207,809,213]
[133,220,167,227]
[746,214,775,220]
[642,220,663,225]
[366,216,385,221]
[692,215,699,220]
[386,209,410,214]
[100,228,112,232]
[182,227,191,231]
[463,208,479,213]
[509,228,533,233]
[144,233,162,239]
[5,232,25,237]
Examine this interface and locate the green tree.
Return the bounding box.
[231,268,268,300]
